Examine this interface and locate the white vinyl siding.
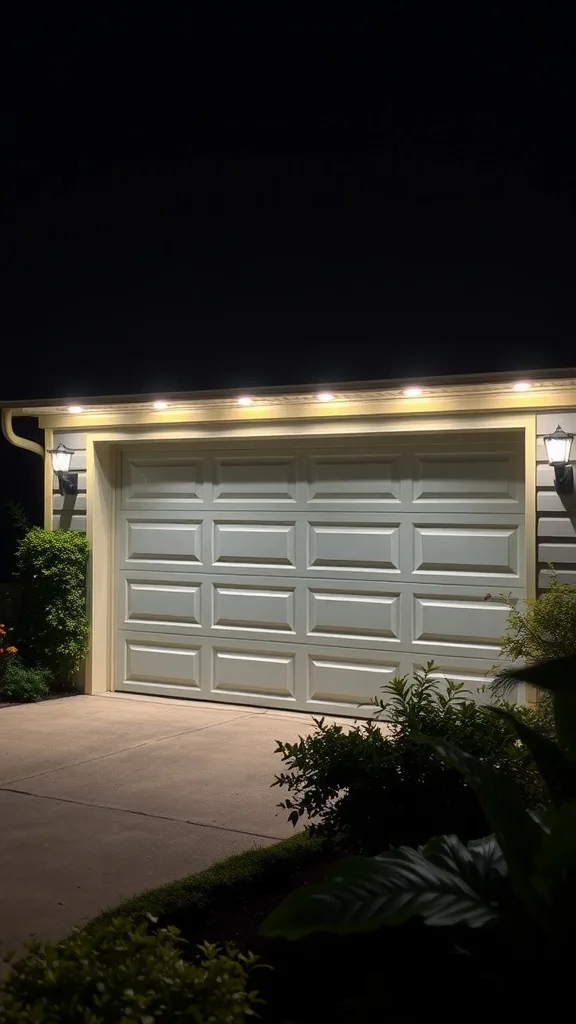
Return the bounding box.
[52,431,87,531]
[537,412,576,588]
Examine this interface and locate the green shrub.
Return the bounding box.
[273,664,544,853]
[0,659,52,702]
[16,528,90,684]
[1,916,261,1022]
[500,569,576,662]
[495,568,576,736]
[262,654,576,959]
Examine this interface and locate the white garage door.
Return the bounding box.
[115,435,525,714]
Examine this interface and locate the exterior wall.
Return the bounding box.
[537,412,576,589]
[52,431,87,531]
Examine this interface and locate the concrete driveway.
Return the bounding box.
[0,693,336,954]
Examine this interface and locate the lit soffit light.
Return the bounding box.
[68,405,84,413]
[237,396,254,406]
[317,392,335,402]
[153,400,168,409]
[513,381,532,392]
[403,387,423,397]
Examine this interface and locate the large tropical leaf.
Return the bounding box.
[487,705,576,804]
[534,802,576,876]
[415,734,549,924]
[422,833,507,897]
[260,837,502,940]
[493,656,576,757]
[494,655,576,693]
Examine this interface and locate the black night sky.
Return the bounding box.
[0,9,574,560]
[1,9,574,401]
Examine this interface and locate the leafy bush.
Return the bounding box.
[16,528,90,684]
[273,665,544,853]
[495,568,576,736]
[0,658,52,702]
[262,654,576,956]
[500,569,576,662]
[1,915,261,1022]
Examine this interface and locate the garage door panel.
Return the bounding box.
[410,446,523,511]
[409,514,524,586]
[307,648,404,710]
[307,584,402,644]
[212,581,297,636]
[304,452,402,507]
[120,512,204,570]
[211,455,298,505]
[118,631,203,698]
[118,571,203,635]
[411,588,520,658]
[410,656,522,705]
[122,450,206,510]
[211,519,298,572]
[308,520,401,576]
[211,644,297,702]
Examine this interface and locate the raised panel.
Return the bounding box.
[122,574,202,633]
[120,634,201,695]
[412,659,510,705]
[122,452,204,509]
[308,587,401,642]
[212,520,297,570]
[412,450,522,508]
[413,523,520,579]
[308,522,401,574]
[305,454,401,506]
[122,516,203,568]
[412,592,514,654]
[212,647,295,698]
[212,583,296,634]
[308,651,401,707]
[212,456,297,504]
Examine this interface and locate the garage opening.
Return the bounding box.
[115,433,525,715]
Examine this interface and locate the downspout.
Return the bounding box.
[1,408,45,460]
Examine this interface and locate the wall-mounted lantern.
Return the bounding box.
[543,424,574,494]
[48,443,78,496]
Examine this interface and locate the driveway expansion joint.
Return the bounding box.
[0,785,287,842]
